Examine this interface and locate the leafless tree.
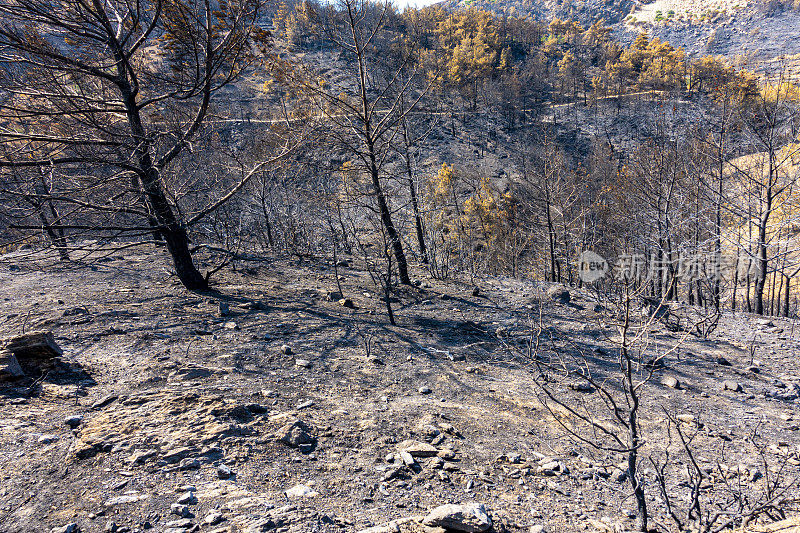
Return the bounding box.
[0,0,288,289]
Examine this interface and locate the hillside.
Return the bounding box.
[442,0,800,78]
[1,246,799,532]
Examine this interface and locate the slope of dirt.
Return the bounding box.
[0,245,799,533]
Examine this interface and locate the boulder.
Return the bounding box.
[2,331,63,361]
[423,503,492,532]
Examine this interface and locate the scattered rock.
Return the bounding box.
[0,350,24,380]
[296,399,315,409]
[162,447,197,464]
[91,394,118,410]
[569,382,593,393]
[423,502,492,532]
[398,440,439,458]
[723,380,743,392]
[545,286,570,304]
[276,419,315,447]
[179,458,201,470]
[164,518,193,529]
[63,414,83,429]
[661,376,680,389]
[171,503,193,518]
[128,449,157,465]
[281,345,293,355]
[295,359,311,368]
[472,286,481,296]
[204,511,225,525]
[339,298,356,309]
[218,301,230,317]
[105,493,148,506]
[530,526,545,533]
[169,366,212,381]
[177,491,197,505]
[715,356,732,366]
[325,291,343,302]
[217,464,234,479]
[50,524,79,533]
[285,483,319,498]
[644,357,666,369]
[418,386,432,395]
[38,434,59,445]
[399,450,417,467]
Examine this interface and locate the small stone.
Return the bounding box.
[0,350,24,380]
[326,291,343,302]
[104,493,148,506]
[545,286,570,304]
[418,386,432,395]
[218,301,230,317]
[50,524,78,533]
[277,419,315,447]
[715,356,732,366]
[164,519,193,528]
[217,464,234,479]
[423,502,492,532]
[223,321,239,330]
[177,491,197,505]
[91,395,118,410]
[723,380,743,392]
[64,415,84,428]
[38,434,59,445]
[204,511,224,525]
[169,366,212,381]
[437,449,456,460]
[281,345,293,355]
[170,504,192,518]
[178,458,201,470]
[568,382,593,393]
[339,298,356,309]
[661,376,680,389]
[398,440,439,457]
[285,483,319,498]
[530,526,545,533]
[399,450,417,467]
[295,359,311,368]
[471,286,481,297]
[677,414,697,425]
[296,399,315,409]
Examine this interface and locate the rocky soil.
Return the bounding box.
[1,245,799,533]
